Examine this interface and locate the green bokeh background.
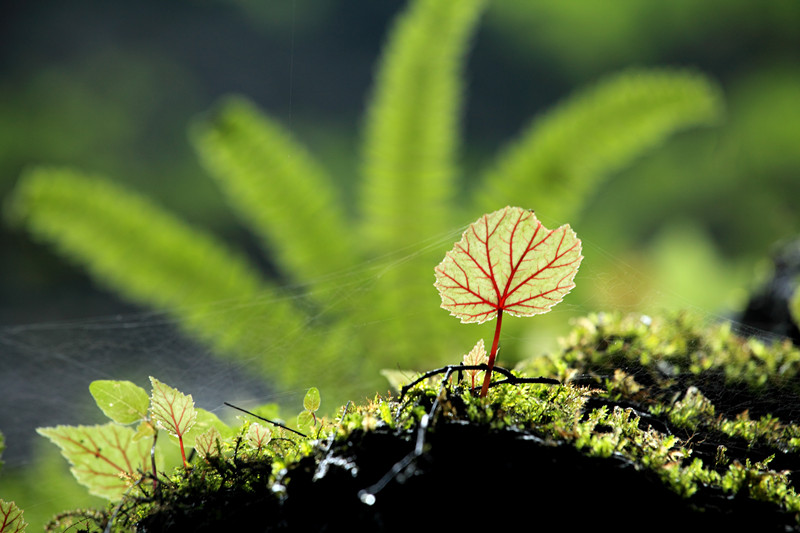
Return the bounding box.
[1,1,799,529]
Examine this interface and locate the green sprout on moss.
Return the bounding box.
[22,311,800,530]
[296,387,321,436]
[37,377,229,501]
[434,206,583,396]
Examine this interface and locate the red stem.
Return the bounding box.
[178,435,188,468]
[480,309,503,397]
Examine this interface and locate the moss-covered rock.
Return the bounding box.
[49,311,800,532]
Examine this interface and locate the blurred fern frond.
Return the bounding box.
[191,96,359,299]
[357,0,487,362]
[473,69,724,223]
[5,168,355,389]
[7,0,723,405]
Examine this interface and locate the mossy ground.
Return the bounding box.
[49,311,800,532]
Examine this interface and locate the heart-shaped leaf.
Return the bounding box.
[149,377,197,439]
[149,377,197,466]
[435,206,582,396]
[462,339,488,389]
[434,206,582,324]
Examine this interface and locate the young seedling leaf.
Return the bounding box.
[36,423,150,501]
[0,500,27,533]
[297,411,316,435]
[194,427,222,460]
[434,206,582,323]
[246,423,272,451]
[462,339,489,389]
[149,377,197,466]
[303,387,321,413]
[89,380,150,425]
[434,206,582,395]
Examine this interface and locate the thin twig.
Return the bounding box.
[224,402,307,438]
[399,364,559,401]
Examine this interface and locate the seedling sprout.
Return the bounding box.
[434,206,583,396]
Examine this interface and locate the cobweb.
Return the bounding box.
[1,223,792,471]
[0,224,466,468]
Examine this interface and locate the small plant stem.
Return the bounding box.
[480,309,503,397]
[150,430,159,492]
[178,435,188,468]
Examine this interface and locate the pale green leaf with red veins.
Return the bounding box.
[194,427,222,460]
[148,377,197,439]
[434,206,583,324]
[36,423,150,500]
[89,380,150,425]
[0,500,27,533]
[246,423,272,451]
[462,339,488,388]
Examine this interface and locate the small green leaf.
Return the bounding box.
[0,500,27,533]
[297,411,316,435]
[89,380,150,424]
[303,387,321,413]
[36,423,150,500]
[148,377,197,439]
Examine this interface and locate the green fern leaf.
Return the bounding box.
[473,69,723,221]
[5,168,303,358]
[361,0,486,251]
[192,96,358,296]
[359,0,487,362]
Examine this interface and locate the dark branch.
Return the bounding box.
[398,364,559,401]
[224,402,307,438]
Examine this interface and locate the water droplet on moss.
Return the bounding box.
[358,491,376,506]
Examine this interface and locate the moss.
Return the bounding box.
[49,311,800,531]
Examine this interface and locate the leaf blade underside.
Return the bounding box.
[35,424,150,501]
[89,380,150,425]
[148,377,197,441]
[434,206,583,324]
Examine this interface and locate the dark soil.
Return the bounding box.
[137,420,799,533]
